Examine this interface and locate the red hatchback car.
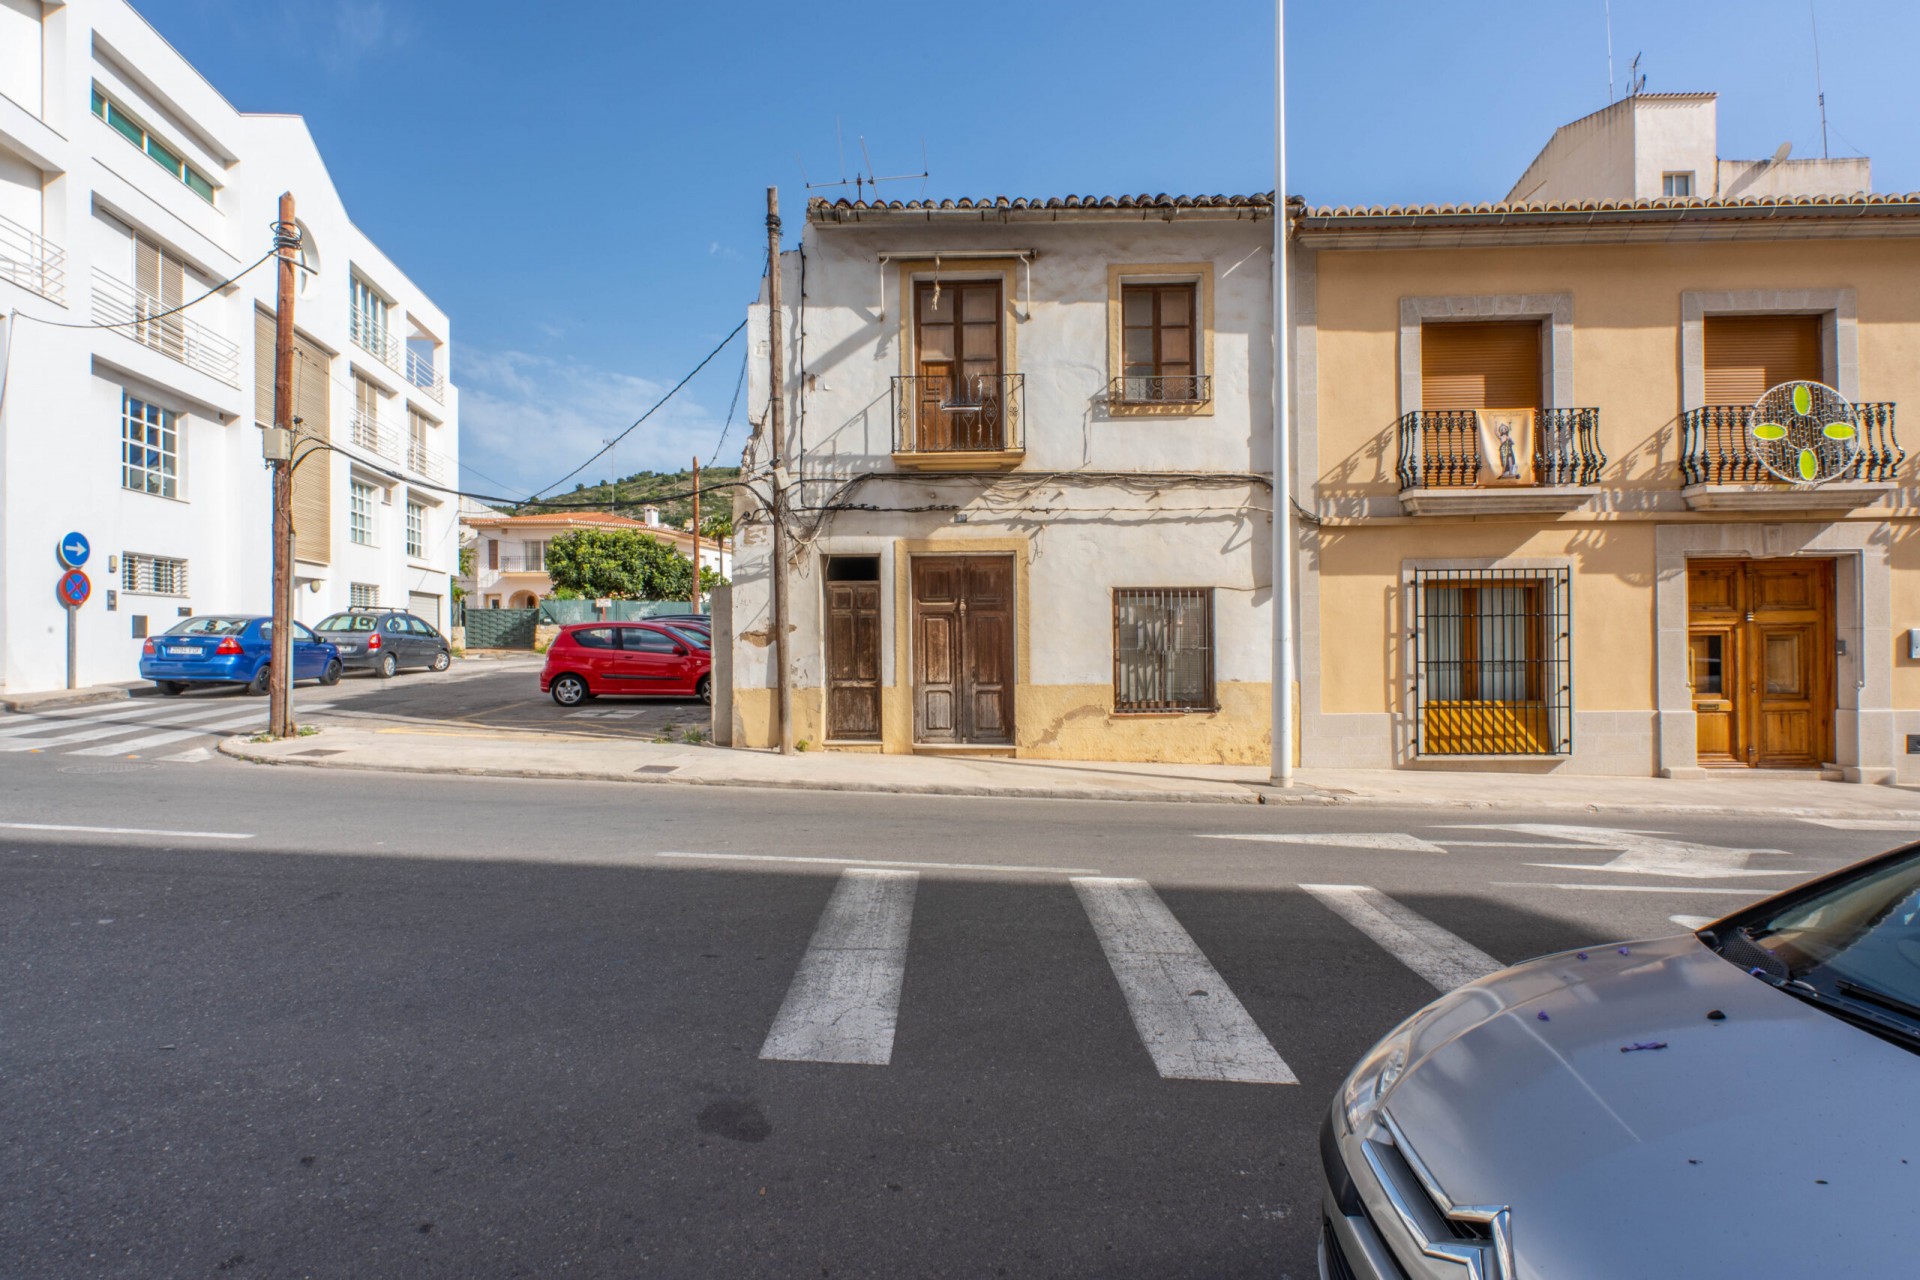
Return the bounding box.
[540,621,712,707]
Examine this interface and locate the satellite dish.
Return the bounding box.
[1771,141,1793,164]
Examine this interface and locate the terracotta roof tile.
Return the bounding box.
[809,192,1275,216]
[1297,191,1920,223]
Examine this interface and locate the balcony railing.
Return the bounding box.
[890,372,1025,454]
[1396,408,1606,490]
[1681,403,1902,485]
[405,345,446,403]
[350,311,402,372]
[0,212,66,304]
[492,556,547,574]
[1107,374,1213,408]
[346,408,451,483]
[91,269,239,386]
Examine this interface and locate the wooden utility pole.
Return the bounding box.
[268,192,298,739]
[766,186,793,755]
[690,456,702,611]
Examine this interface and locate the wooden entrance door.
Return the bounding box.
[912,556,1014,745]
[825,560,882,741]
[1688,559,1834,768]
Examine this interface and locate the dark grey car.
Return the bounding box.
[313,608,452,678]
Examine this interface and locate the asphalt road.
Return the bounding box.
[1,747,1911,1278]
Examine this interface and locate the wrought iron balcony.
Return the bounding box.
[890,372,1025,457]
[91,269,239,385]
[1396,408,1605,491]
[1107,374,1213,408]
[1681,403,1902,485]
[406,344,446,403]
[0,212,66,304]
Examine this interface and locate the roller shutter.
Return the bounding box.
[254,310,333,563]
[1421,321,1544,411]
[1703,315,1822,404]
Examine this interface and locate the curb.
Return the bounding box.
[2,685,131,713]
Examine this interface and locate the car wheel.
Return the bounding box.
[320,659,342,687]
[158,680,187,697]
[375,652,398,679]
[550,674,588,707]
[696,675,712,706]
[245,666,271,696]
[430,649,451,672]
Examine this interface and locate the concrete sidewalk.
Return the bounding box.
[220,721,1920,818]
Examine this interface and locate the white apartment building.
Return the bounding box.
[727,194,1276,763]
[0,0,459,693]
[464,507,732,610]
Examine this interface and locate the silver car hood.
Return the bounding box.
[1384,934,1920,1277]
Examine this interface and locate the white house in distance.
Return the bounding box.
[463,507,732,609]
[0,0,459,694]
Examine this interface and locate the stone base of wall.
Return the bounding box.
[1303,710,1659,776]
[533,623,561,652]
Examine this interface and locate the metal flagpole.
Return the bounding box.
[1270,0,1295,786]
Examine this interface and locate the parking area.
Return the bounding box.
[295,654,714,742]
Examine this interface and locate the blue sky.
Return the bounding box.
[140,0,1920,499]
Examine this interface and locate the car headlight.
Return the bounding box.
[1341,1021,1415,1136]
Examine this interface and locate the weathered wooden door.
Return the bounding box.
[1688,559,1834,767]
[825,565,882,741]
[912,556,1014,745]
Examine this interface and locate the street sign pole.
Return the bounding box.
[55,564,91,690]
[65,603,77,690]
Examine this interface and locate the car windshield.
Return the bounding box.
[1727,849,1920,1047]
[662,625,710,650]
[316,614,378,632]
[165,617,250,636]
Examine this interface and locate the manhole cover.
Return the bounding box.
[57,763,155,775]
[635,765,679,775]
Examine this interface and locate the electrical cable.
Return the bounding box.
[706,348,748,468]
[13,245,279,332]
[526,320,747,501]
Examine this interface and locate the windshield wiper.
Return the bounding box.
[1835,978,1920,1024]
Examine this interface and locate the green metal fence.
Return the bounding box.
[537,599,709,625]
[464,607,540,649]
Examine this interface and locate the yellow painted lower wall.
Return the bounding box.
[731,681,1274,764]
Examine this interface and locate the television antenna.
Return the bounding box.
[1627,52,1646,98]
[798,119,929,202]
[1809,0,1830,159]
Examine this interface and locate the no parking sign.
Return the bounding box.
[57,568,91,609]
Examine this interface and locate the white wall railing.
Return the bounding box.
[349,310,402,372]
[0,212,66,304]
[91,269,239,386]
[347,408,452,483]
[405,344,446,403]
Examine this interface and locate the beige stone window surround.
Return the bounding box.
[1106,263,1216,417]
[1679,287,1857,410]
[1398,293,1574,417]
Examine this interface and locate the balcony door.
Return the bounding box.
[1688,559,1834,768]
[913,281,1003,451]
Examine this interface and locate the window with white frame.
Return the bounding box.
[121,393,179,498]
[350,275,391,358]
[92,86,216,203]
[406,500,425,558]
[1662,171,1695,198]
[350,582,379,608]
[122,553,188,596]
[522,539,548,570]
[350,481,376,545]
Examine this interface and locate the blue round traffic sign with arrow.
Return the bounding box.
[58,531,90,568]
[57,569,91,609]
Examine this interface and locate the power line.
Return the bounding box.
[707,348,749,468]
[527,320,747,501]
[14,244,279,332]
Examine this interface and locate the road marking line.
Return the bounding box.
[1797,818,1920,831]
[1491,882,1772,895]
[1300,884,1503,993]
[1475,823,1795,879]
[1196,832,1449,854]
[67,711,266,756]
[1072,876,1295,1085]
[760,869,917,1066]
[657,852,1102,876]
[0,703,259,752]
[158,746,215,763]
[0,821,252,840]
[0,702,182,738]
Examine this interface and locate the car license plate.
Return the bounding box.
[166,646,196,657]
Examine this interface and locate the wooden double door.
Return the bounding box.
[912,556,1014,745]
[1689,559,1834,768]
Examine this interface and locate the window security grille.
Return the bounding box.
[1113,588,1216,712]
[122,553,188,596]
[350,583,379,608]
[1412,567,1572,756]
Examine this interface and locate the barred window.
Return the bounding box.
[122,553,188,596]
[350,582,379,608]
[406,500,425,558]
[1113,588,1215,713]
[350,481,376,545]
[1413,567,1571,756]
[121,394,179,498]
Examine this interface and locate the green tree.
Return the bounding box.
[699,513,733,542]
[544,528,696,600]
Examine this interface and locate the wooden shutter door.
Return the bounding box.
[1421,322,1544,411]
[1703,315,1822,404]
[913,558,962,742]
[291,334,332,563]
[826,581,882,740]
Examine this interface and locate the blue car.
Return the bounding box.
[138,615,342,696]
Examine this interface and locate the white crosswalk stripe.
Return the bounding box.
[66,710,268,756]
[0,701,182,738]
[761,869,919,1066]
[1300,884,1503,992]
[1073,876,1296,1085]
[0,700,333,760]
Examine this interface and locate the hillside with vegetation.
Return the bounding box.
[517,467,740,536]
